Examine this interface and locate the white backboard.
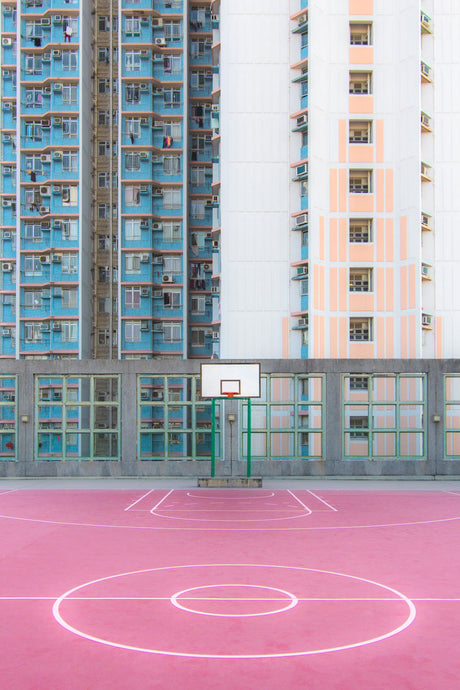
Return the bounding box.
[200,363,261,399]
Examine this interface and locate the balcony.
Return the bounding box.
[421,212,432,232]
[421,11,432,34]
[421,162,432,182]
[421,61,432,83]
[421,111,432,133]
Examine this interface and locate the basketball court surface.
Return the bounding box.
[1,479,460,689]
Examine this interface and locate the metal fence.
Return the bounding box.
[0,359,459,478]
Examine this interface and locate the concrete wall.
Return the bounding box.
[0,359,459,479]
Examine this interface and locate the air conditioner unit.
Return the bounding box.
[140,83,149,91]
[2,134,11,143]
[296,114,308,127]
[52,49,61,58]
[422,213,430,226]
[211,104,219,112]
[153,256,163,264]
[211,286,219,293]
[153,18,163,27]
[152,388,162,396]
[141,287,150,297]
[140,220,149,229]
[52,321,61,331]
[296,213,308,226]
[153,290,162,298]
[42,53,51,62]
[52,185,62,194]
[139,152,149,160]
[2,38,12,46]
[140,117,149,125]
[40,154,51,163]
[41,17,51,26]
[42,120,51,128]
[43,86,51,95]
[141,17,150,26]
[140,253,150,262]
[3,166,12,175]
[140,50,149,57]
[52,253,62,262]
[212,195,219,204]
[2,199,11,207]
[39,255,50,264]
[2,102,12,110]
[162,274,172,282]
[155,38,166,46]
[298,318,308,328]
[2,231,11,239]
[52,150,62,159]
[2,328,11,336]
[52,117,61,128]
[212,240,219,249]
[2,263,12,271]
[140,320,149,331]
[154,187,163,196]
[40,186,51,196]
[54,287,62,297]
[139,186,149,196]
[212,331,219,339]
[40,323,50,332]
[39,206,49,215]
[296,163,308,177]
[53,84,62,93]
[2,70,10,78]
[53,15,62,23]
[205,198,213,207]
[422,314,432,327]
[203,264,210,271]
[296,266,308,276]
[212,14,219,22]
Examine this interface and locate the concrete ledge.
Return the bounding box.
[198,477,263,488]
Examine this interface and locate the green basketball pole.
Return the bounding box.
[211,397,216,477]
[247,397,251,478]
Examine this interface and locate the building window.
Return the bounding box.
[61,253,78,274]
[349,416,369,438]
[349,219,373,243]
[349,71,372,94]
[163,55,181,74]
[162,222,181,243]
[163,121,181,142]
[24,224,43,241]
[62,85,78,105]
[125,153,141,172]
[349,376,369,390]
[349,318,373,342]
[125,186,140,206]
[98,110,110,126]
[190,166,206,187]
[24,256,42,276]
[98,204,110,220]
[62,289,78,308]
[125,287,141,309]
[98,172,110,188]
[163,322,181,343]
[62,186,78,206]
[62,50,78,71]
[163,156,181,175]
[62,151,78,172]
[191,328,205,347]
[163,290,181,309]
[61,321,78,342]
[349,120,372,143]
[125,321,141,343]
[24,290,43,309]
[191,296,205,314]
[125,17,141,36]
[125,51,141,72]
[61,220,78,241]
[125,255,141,274]
[349,170,372,194]
[125,219,141,241]
[163,188,181,210]
[99,78,110,94]
[24,323,42,343]
[163,89,181,108]
[62,117,78,138]
[190,199,205,219]
[350,22,372,45]
[125,84,140,103]
[164,21,181,41]
[163,256,181,277]
[24,54,42,75]
[349,268,373,292]
[25,122,43,142]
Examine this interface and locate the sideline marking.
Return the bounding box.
[307,490,338,512]
[52,563,416,659]
[287,490,312,515]
[124,489,155,512]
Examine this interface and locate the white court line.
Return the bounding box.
[2,595,460,602]
[150,489,174,514]
[124,489,155,512]
[307,490,338,512]
[287,490,312,516]
[0,489,19,497]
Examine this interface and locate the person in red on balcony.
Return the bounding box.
[64,24,73,42]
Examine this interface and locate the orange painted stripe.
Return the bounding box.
[282,316,289,358]
[339,120,347,163]
[330,267,338,311]
[377,317,385,358]
[350,343,374,358]
[330,169,338,212]
[386,267,394,311]
[349,96,374,113]
[330,218,338,262]
[386,170,393,212]
[339,267,348,312]
[376,120,384,163]
[400,217,407,260]
[330,318,338,357]
[377,267,385,311]
[408,263,416,309]
[376,218,385,261]
[339,317,348,358]
[376,169,385,212]
[349,0,374,14]
[339,169,348,212]
[386,317,394,357]
[339,218,348,261]
[435,317,443,359]
[385,218,394,261]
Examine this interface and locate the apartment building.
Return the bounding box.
[1,1,459,360]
